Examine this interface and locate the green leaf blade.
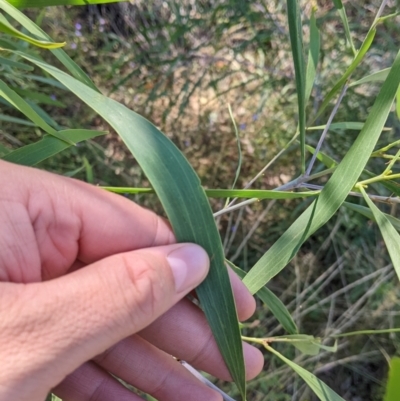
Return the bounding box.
[243,49,400,294]
[0,12,65,48]
[287,0,306,172]
[226,261,298,335]
[314,25,377,121]
[19,54,247,399]
[349,67,390,87]
[384,358,400,401]
[332,0,356,55]
[0,0,98,92]
[360,187,400,281]
[7,0,123,6]
[266,344,345,401]
[343,202,400,232]
[305,7,320,105]
[2,129,107,166]
[0,79,73,144]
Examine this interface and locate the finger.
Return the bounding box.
[69,262,256,320]
[92,335,223,401]
[1,161,175,280]
[0,243,209,399]
[139,299,264,382]
[227,267,256,321]
[54,362,142,401]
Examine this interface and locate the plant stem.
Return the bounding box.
[357,173,400,187]
[302,183,400,204]
[332,328,400,338]
[213,198,259,218]
[383,148,400,174]
[275,167,335,191]
[226,131,300,208]
[305,84,348,177]
[372,139,400,154]
[241,335,265,345]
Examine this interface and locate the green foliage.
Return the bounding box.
[265,343,346,401]
[384,358,400,401]
[1,0,400,400]
[8,0,121,6]
[2,129,107,165]
[227,260,299,335]
[286,0,306,171]
[21,50,247,397]
[243,48,400,294]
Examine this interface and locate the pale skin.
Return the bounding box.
[0,160,264,401]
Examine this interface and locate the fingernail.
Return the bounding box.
[167,244,210,293]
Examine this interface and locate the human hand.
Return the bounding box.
[0,160,263,401]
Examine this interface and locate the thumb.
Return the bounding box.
[0,243,209,399]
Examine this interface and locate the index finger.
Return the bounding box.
[2,161,175,270]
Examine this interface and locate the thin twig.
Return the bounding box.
[230,200,276,262]
[243,132,299,192]
[224,131,300,209]
[375,0,389,23]
[314,351,381,374]
[225,207,245,256]
[214,198,258,218]
[274,167,335,191]
[301,183,400,205]
[331,270,395,335]
[180,361,237,401]
[298,264,393,319]
[305,84,348,177]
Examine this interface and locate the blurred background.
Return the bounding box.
[1,1,400,399]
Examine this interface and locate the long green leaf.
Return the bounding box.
[314,24,377,121]
[305,144,337,169]
[287,0,306,172]
[27,100,61,130]
[226,260,298,335]
[0,12,65,48]
[227,105,242,193]
[0,55,33,70]
[103,186,320,200]
[0,143,10,156]
[362,170,400,197]
[0,0,98,92]
[255,287,298,335]
[332,0,356,55]
[0,113,35,126]
[305,7,320,105]
[305,146,400,198]
[333,328,400,337]
[243,50,400,294]
[11,87,66,107]
[265,343,345,401]
[7,0,122,6]
[343,202,400,232]
[384,358,400,401]
[25,74,67,90]
[2,129,107,166]
[0,36,17,49]
[360,186,400,281]
[266,334,337,356]
[349,67,390,87]
[307,122,391,131]
[0,79,73,144]
[19,52,247,399]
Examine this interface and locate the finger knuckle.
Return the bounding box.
[118,253,168,327]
